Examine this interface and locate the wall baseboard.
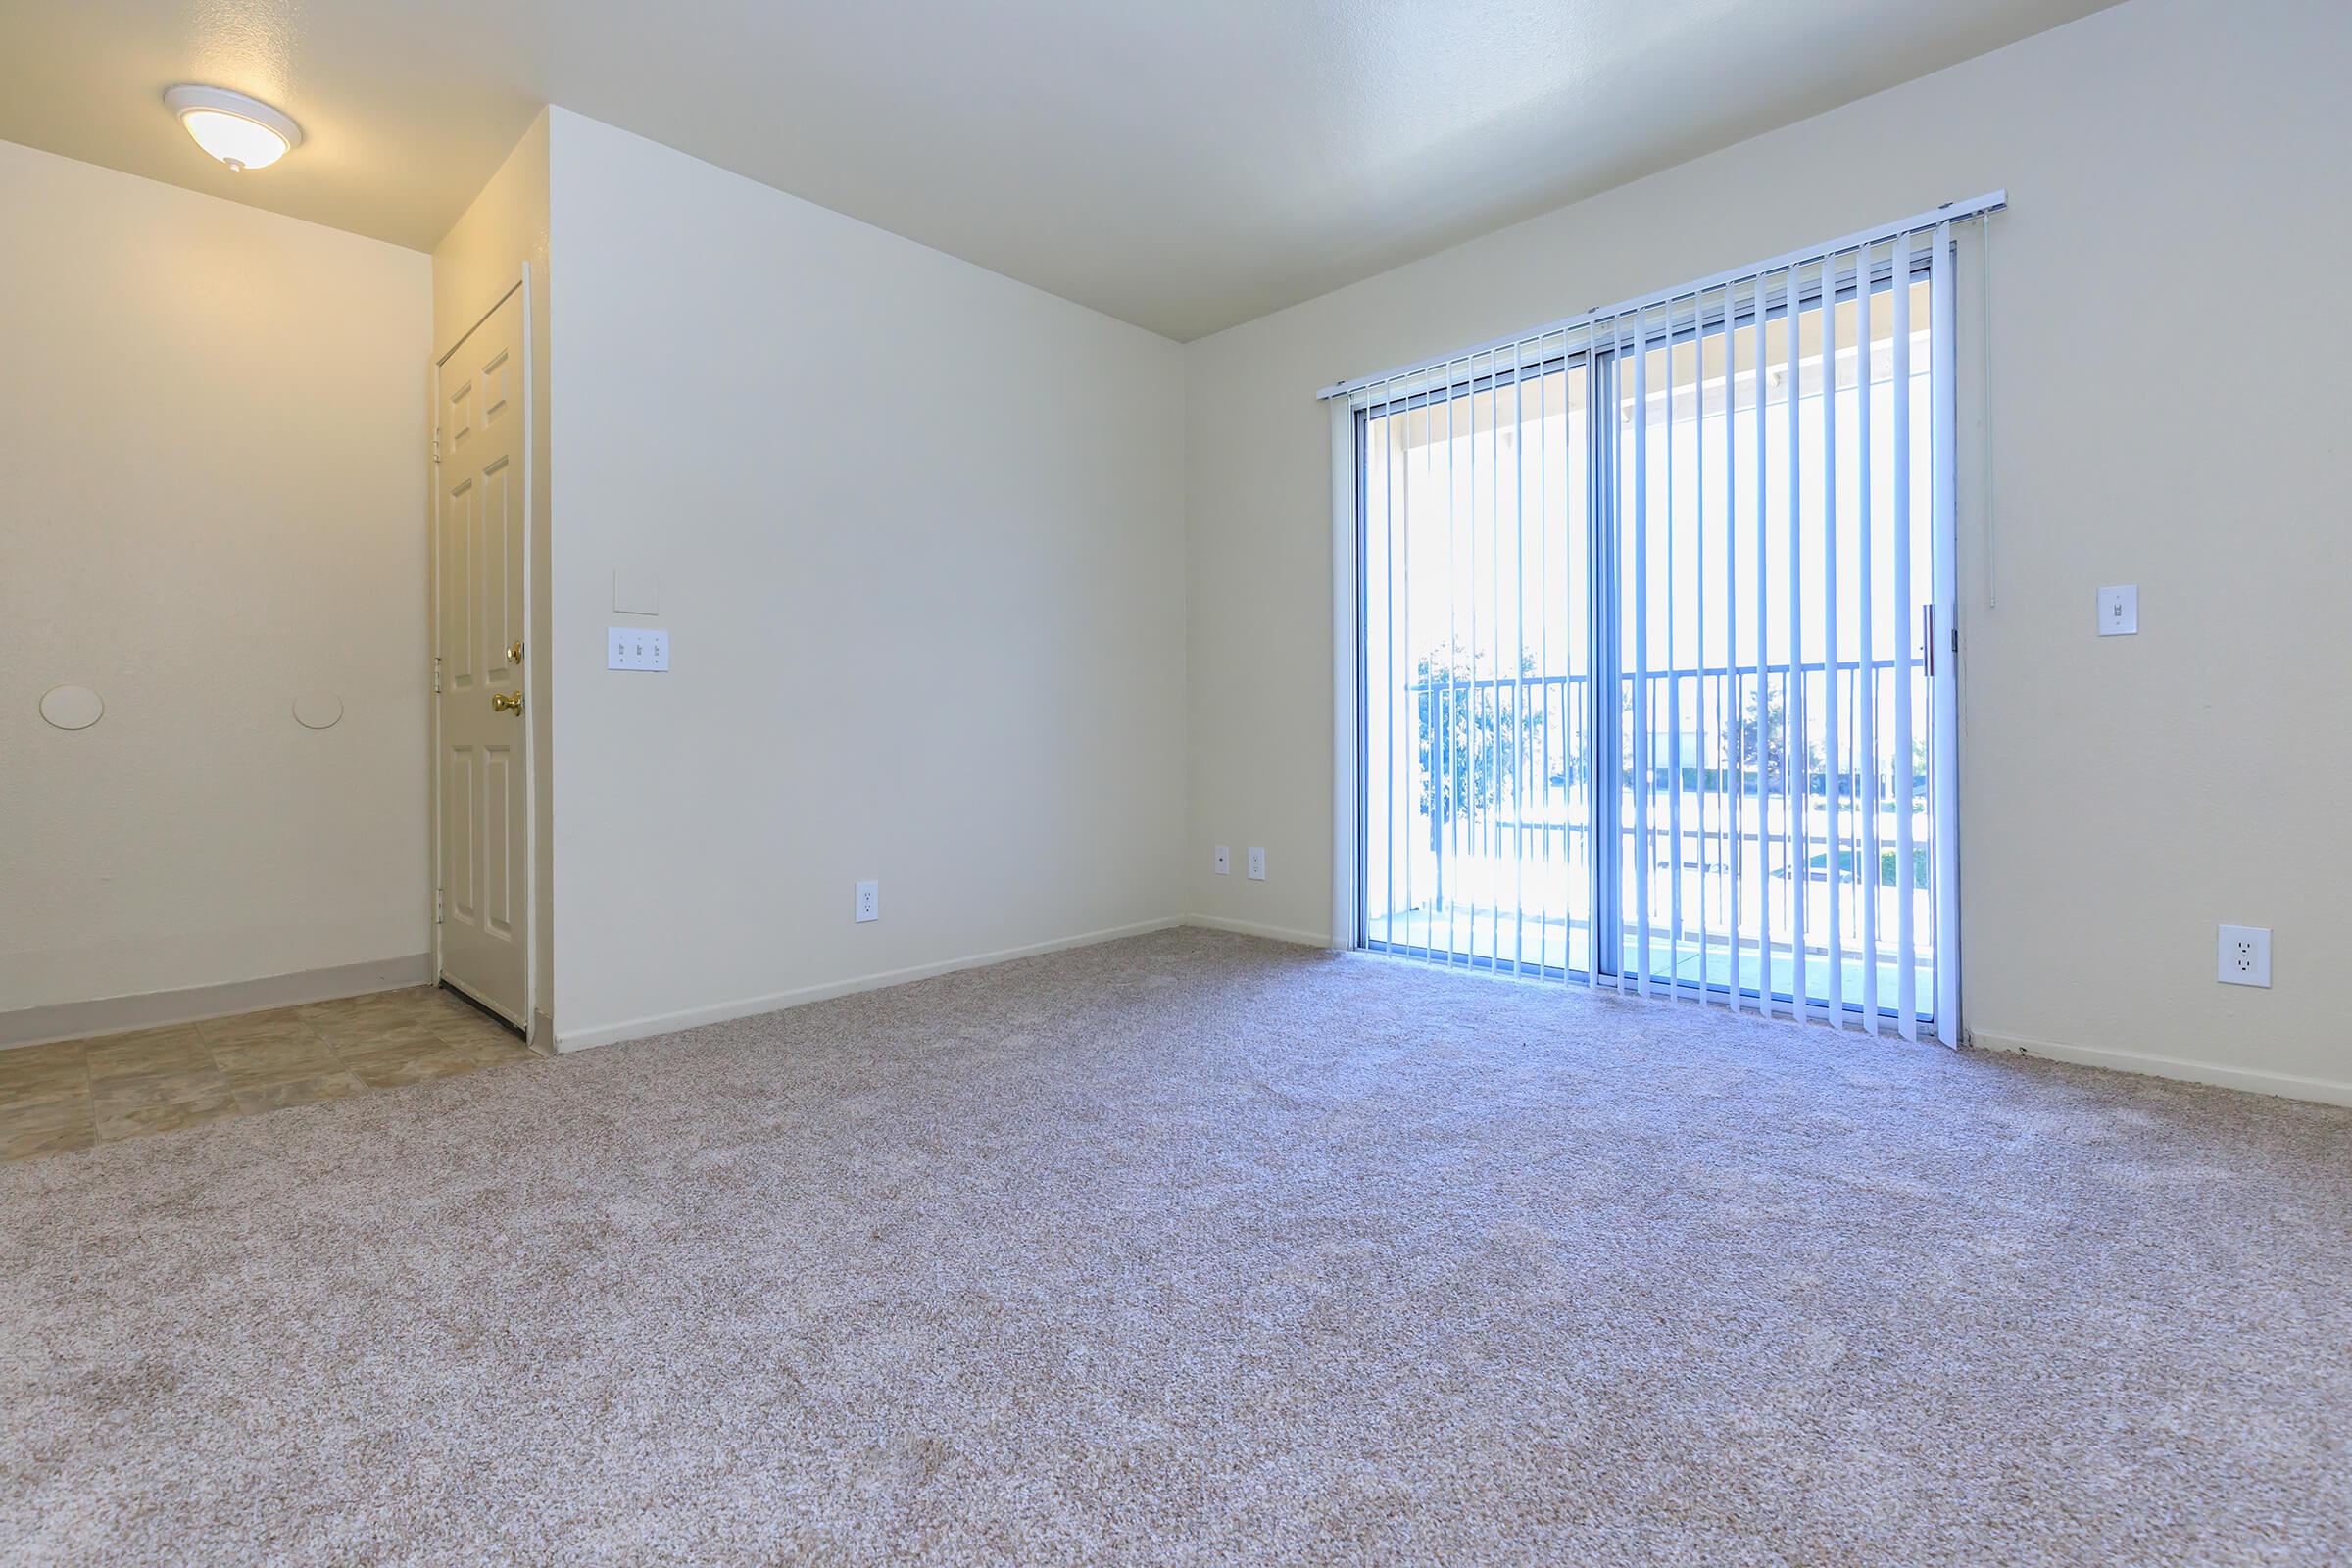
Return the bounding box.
[1970,1029,2352,1110]
[1,953,437,1051]
[555,916,1186,1053]
[1182,914,1334,949]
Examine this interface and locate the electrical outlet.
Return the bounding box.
[855,880,879,924]
[1213,846,1230,875]
[2218,924,2269,987]
[1247,847,1266,881]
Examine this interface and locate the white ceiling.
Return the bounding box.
[0,0,2116,340]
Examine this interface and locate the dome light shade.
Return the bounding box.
[164,85,301,171]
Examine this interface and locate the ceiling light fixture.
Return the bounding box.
[163,84,302,172]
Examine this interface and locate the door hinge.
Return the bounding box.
[432,655,443,694]
[431,427,441,466]
[434,889,444,925]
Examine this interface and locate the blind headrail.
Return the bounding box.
[1313,189,2005,402]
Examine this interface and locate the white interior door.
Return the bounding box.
[434,287,529,1026]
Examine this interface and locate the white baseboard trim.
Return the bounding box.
[1182,914,1336,949]
[1,953,437,1051]
[1970,1029,2352,1109]
[554,916,1187,1054]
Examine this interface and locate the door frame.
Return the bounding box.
[1331,232,1968,1045]
[430,267,538,1040]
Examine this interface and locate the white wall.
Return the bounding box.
[1183,0,2352,1101]
[545,111,1188,1047]
[0,139,433,1020]
[432,111,556,1034]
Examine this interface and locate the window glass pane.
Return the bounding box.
[1363,359,1591,973]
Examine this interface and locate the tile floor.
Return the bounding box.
[0,986,544,1162]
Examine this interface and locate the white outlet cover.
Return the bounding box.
[855,879,879,923]
[2096,584,2138,636]
[1247,847,1266,881]
[2218,924,2270,987]
[1213,846,1230,875]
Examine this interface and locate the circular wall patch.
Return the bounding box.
[39,685,104,731]
[292,692,345,730]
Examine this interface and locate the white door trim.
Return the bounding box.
[431,267,538,1039]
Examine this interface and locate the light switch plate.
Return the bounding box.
[2097,584,2138,636]
[607,627,669,670]
[614,567,662,615]
[1213,846,1230,875]
[1247,846,1266,881]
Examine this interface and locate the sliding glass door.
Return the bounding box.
[1359,234,1956,1036]
[1361,351,1593,975]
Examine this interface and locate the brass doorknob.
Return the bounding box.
[492,690,524,713]
[507,640,524,664]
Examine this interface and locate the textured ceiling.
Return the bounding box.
[0,0,2117,339]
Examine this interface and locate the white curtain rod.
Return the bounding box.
[1313,189,2006,402]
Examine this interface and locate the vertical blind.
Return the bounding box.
[1332,196,1999,1044]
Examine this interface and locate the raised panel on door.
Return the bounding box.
[445,372,476,453]
[479,346,512,428]
[483,745,514,938]
[481,456,516,680]
[447,746,477,926]
[441,475,476,689]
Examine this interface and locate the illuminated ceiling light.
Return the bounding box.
[163,84,302,172]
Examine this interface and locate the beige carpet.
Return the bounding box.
[3,930,2347,1565]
